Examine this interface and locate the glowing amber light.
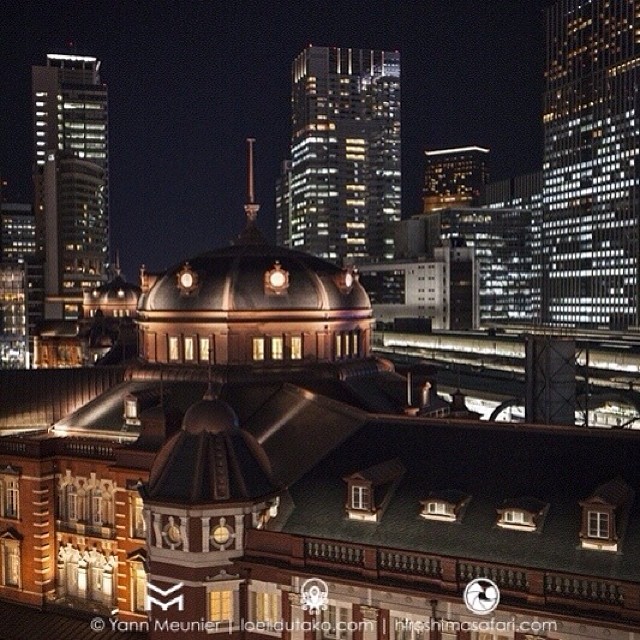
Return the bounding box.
[269,270,286,288]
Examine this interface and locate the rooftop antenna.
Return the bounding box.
[244,138,260,223]
[114,249,121,277]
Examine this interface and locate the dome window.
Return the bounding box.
[176,262,198,295]
[264,261,290,296]
[335,267,356,294]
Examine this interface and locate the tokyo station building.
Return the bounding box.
[0,204,640,640]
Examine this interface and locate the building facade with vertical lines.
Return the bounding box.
[542,0,640,329]
[278,47,401,263]
[32,54,109,321]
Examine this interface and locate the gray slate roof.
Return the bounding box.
[278,420,640,583]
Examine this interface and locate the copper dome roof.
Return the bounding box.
[138,243,371,313]
[88,275,141,305]
[144,396,275,504]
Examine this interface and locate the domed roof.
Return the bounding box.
[89,275,141,305]
[182,395,239,434]
[143,391,275,504]
[138,243,370,313]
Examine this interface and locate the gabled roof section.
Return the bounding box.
[344,458,406,485]
[580,477,633,509]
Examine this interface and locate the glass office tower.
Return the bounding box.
[32,54,109,320]
[281,47,401,263]
[542,0,640,329]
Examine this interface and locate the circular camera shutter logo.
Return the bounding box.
[463,578,500,615]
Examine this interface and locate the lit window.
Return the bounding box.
[351,485,370,510]
[132,495,146,539]
[199,337,211,362]
[4,478,19,519]
[427,502,448,515]
[209,590,233,623]
[92,493,103,526]
[132,562,147,613]
[67,486,77,521]
[321,605,349,640]
[124,397,138,422]
[505,510,525,524]
[271,337,283,360]
[184,336,194,361]
[0,540,20,587]
[588,511,610,539]
[352,332,359,355]
[252,337,265,361]
[254,591,280,623]
[168,336,179,361]
[291,336,302,360]
[335,334,342,359]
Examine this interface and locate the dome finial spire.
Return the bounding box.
[244,137,260,223]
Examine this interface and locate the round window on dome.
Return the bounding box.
[176,263,198,295]
[264,261,289,296]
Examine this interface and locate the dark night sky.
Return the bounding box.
[1,1,548,279]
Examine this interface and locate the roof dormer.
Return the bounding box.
[579,477,634,552]
[343,458,405,523]
[496,497,548,532]
[420,490,470,523]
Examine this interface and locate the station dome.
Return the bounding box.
[135,140,374,367]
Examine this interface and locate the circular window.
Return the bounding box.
[212,525,231,545]
[180,271,194,289]
[166,524,181,544]
[269,269,286,289]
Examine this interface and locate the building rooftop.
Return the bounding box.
[276,418,640,583]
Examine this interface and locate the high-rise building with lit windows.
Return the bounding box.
[32,54,109,320]
[423,146,489,213]
[542,0,640,330]
[279,46,401,263]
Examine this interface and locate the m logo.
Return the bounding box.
[145,581,185,611]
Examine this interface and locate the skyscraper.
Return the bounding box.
[423,146,489,213]
[32,54,109,320]
[542,0,640,330]
[279,46,401,262]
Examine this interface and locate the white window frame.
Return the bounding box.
[351,485,370,510]
[4,478,19,519]
[588,510,610,539]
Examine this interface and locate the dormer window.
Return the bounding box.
[124,394,140,426]
[343,458,405,523]
[351,485,370,511]
[496,498,547,532]
[588,511,609,539]
[420,490,469,523]
[579,477,633,552]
